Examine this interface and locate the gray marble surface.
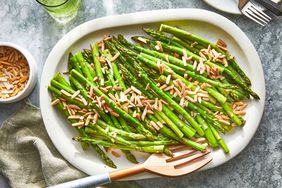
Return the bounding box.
[0,0,281,187]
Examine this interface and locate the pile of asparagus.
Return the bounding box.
[48,24,258,168]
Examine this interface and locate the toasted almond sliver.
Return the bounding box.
[155,44,160,51]
[193,61,197,70]
[137,37,147,44]
[141,107,147,121]
[85,115,91,126]
[179,97,185,106]
[111,150,121,158]
[164,85,174,91]
[166,74,171,85]
[131,86,142,95]
[71,90,80,99]
[218,119,231,125]
[114,86,123,91]
[72,122,85,127]
[154,98,158,110]
[160,84,167,90]
[235,111,246,116]
[61,90,72,97]
[145,83,150,90]
[0,77,8,82]
[158,100,163,111]
[110,52,120,62]
[156,121,163,128]
[150,121,160,130]
[156,41,163,52]
[51,99,60,106]
[0,60,12,65]
[68,115,82,120]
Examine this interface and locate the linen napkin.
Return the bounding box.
[0,101,140,188]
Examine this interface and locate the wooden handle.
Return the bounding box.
[238,0,249,9]
[109,164,146,181]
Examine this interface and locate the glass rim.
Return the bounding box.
[35,0,69,8]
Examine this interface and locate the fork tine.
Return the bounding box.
[166,148,196,162]
[171,156,213,176]
[169,150,210,168]
[249,6,271,24]
[250,4,272,21]
[243,10,265,26]
[246,9,268,25]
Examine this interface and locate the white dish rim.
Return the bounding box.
[40,8,265,180]
[203,0,242,15]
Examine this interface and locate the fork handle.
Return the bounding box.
[238,0,249,9]
[255,0,282,15]
[47,164,145,188]
[47,173,111,188]
[110,164,146,180]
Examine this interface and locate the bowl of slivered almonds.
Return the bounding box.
[0,42,37,103]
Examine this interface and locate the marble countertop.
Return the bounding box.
[0,0,281,187]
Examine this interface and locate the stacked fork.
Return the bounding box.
[239,0,272,26]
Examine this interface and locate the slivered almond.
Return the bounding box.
[114,86,123,91]
[51,99,60,106]
[154,98,158,110]
[166,74,171,85]
[156,121,163,128]
[71,90,80,99]
[174,87,181,97]
[89,86,94,97]
[158,100,163,111]
[160,99,168,105]
[160,84,167,90]
[110,52,120,62]
[179,97,185,106]
[67,104,81,110]
[124,88,131,95]
[164,85,174,91]
[137,37,147,43]
[100,87,108,93]
[85,115,91,126]
[110,110,119,117]
[61,90,72,97]
[165,54,169,62]
[141,107,148,121]
[72,122,85,127]
[182,56,187,66]
[218,119,230,125]
[150,121,160,130]
[0,77,8,82]
[68,115,81,120]
[197,93,209,98]
[198,97,202,103]
[131,86,142,95]
[145,83,150,90]
[92,113,99,124]
[235,111,246,116]
[193,61,197,70]
[111,150,121,158]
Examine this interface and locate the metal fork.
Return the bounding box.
[239,0,272,26]
[48,144,212,188]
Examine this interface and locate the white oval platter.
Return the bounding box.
[40,9,265,180]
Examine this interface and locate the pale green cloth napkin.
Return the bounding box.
[0,102,140,188]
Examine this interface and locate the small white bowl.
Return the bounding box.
[0,42,37,103]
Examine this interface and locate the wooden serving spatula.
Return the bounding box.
[48,145,212,188]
